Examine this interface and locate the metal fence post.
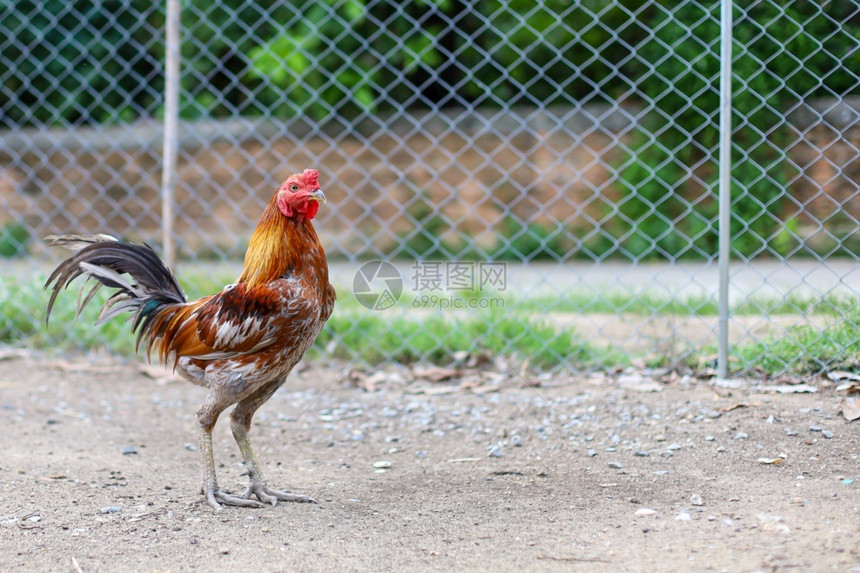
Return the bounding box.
[717,0,734,380]
[161,0,180,270]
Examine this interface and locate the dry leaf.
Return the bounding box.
[719,403,749,412]
[840,397,860,422]
[406,385,459,395]
[358,371,393,392]
[757,384,817,394]
[412,365,459,382]
[827,370,860,383]
[459,376,482,390]
[471,385,501,394]
[618,374,662,393]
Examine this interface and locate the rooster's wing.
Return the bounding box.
[154,281,307,363]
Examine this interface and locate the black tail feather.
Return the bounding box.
[44,235,186,334]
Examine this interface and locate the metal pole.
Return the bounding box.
[717,0,733,380]
[161,0,180,270]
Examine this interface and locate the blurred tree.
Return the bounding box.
[613,0,860,260]
[0,0,161,127]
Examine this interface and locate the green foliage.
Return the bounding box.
[0,1,160,126]
[613,1,860,260]
[487,220,576,262]
[0,223,31,257]
[3,0,648,125]
[458,0,645,106]
[392,195,465,259]
[247,0,430,120]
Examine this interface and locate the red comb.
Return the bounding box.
[302,169,319,187]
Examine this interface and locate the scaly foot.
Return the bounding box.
[204,486,266,510]
[240,480,318,506]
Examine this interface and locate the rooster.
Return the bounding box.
[44,169,335,510]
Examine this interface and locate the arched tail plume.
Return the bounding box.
[44,235,187,351]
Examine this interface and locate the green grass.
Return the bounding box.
[312,309,624,370]
[501,290,857,317]
[0,271,239,357]
[2,271,857,376]
[730,313,860,374]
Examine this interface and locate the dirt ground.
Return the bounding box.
[0,355,857,572]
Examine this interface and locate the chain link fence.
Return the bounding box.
[1,0,858,376]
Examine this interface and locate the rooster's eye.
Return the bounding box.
[289,184,299,192]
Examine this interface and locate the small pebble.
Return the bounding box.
[373,460,392,469]
[704,435,715,442]
[785,429,798,436]
[841,478,854,485]
[184,443,197,452]
[666,443,682,451]
[587,449,598,457]
[634,508,657,517]
[690,494,704,506]
[121,446,137,455]
[487,445,504,458]
[660,452,673,458]
[510,435,524,447]
[733,432,748,441]
[822,430,834,439]
[608,462,623,469]
[27,515,41,522]
[675,511,691,521]
[809,426,822,433]
[101,506,121,514]
[415,451,428,460]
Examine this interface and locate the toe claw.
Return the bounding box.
[205,482,315,509]
[206,487,266,509]
[247,482,316,505]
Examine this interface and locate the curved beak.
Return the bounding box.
[308,189,326,204]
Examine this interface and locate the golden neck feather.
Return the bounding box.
[237,199,325,287]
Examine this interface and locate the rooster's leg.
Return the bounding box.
[229,391,317,505]
[196,399,265,510]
